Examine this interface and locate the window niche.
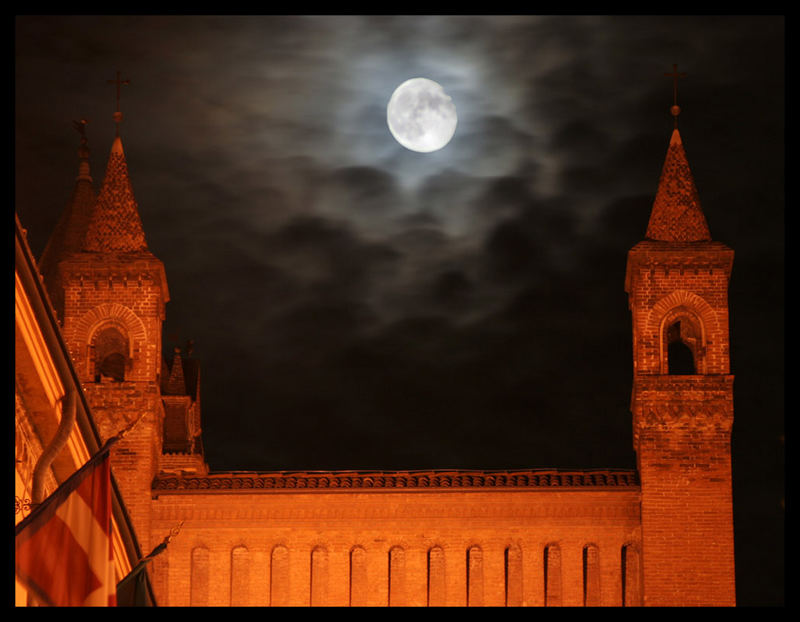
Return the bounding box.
[662,308,705,375]
[90,323,131,382]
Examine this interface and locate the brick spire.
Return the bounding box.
[82,135,149,252]
[164,348,187,395]
[645,66,711,242]
[644,127,712,242]
[39,120,97,277]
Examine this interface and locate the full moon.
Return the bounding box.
[387,78,458,153]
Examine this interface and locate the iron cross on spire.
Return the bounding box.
[664,64,687,127]
[107,70,130,135]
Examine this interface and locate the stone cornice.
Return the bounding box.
[152,469,640,495]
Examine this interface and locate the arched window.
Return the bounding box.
[622,543,641,607]
[76,304,147,384]
[90,324,129,382]
[467,545,484,607]
[349,546,368,606]
[661,307,705,375]
[667,321,696,374]
[583,544,600,606]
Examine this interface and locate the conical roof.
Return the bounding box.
[82,135,149,252]
[164,348,187,395]
[645,128,711,242]
[38,127,96,277]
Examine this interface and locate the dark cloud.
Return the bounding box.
[551,120,610,161]
[429,269,474,310]
[264,215,400,300]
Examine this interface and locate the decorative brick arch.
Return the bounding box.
[646,290,720,375]
[77,303,148,347]
[74,303,147,379]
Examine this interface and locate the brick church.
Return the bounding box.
[15,88,736,606]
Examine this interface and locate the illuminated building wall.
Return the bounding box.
[17,109,736,607]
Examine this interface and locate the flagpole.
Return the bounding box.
[116,522,183,606]
[16,411,152,606]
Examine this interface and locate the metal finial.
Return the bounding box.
[167,520,184,543]
[72,119,91,179]
[73,119,89,152]
[107,71,130,136]
[664,64,687,128]
[72,119,89,143]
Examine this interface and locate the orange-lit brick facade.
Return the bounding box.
[24,112,736,606]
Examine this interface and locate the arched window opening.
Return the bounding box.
[98,352,126,382]
[467,545,484,607]
[667,320,696,375]
[583,544,600,606]
[349,546,368,607]
[621,544,642,607]
[91,325,129,382]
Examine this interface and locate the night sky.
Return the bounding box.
[15,16,783,605]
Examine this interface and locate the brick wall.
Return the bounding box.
[83,382,163,551]
[55,253,166,386]
[151,487,642,606]
[626,240,736,606]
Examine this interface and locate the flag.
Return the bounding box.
[116,521,182,606]
[15,444,116,607]
[116,565,154,607]
[115,542,163,607]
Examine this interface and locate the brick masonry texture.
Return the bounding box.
[626,234,736,606]
[150,488,642,606]
[36,127,736,606]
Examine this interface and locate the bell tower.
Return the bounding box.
[625,68,736,605]
[39,75,169,557]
